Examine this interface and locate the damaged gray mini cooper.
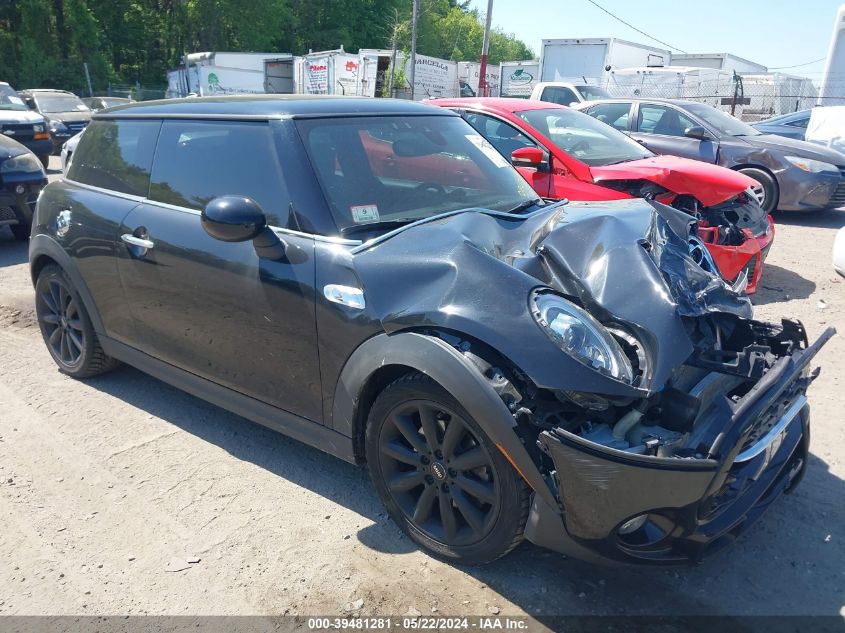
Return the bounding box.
[31,97,834,566]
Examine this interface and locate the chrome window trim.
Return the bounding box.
[63,177,361,246]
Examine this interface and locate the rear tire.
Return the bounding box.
[38,154,50,170]
[365,373,531,565]
[739,167,779,213]
[34,264,120,378]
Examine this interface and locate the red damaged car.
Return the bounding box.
[428,98,775,293]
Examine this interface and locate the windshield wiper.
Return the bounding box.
[341,219,417,235]
[506,199,541,214]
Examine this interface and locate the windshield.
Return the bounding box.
[515,107,652,166]
[576,85,610,101]
[34,94,90,114]
[684,103,760,136]
[0,85,28,111]
[297,115,539,232]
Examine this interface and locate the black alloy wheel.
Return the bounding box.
[38,275,85,366]
[35,264,120,378]
[366,373,530,564]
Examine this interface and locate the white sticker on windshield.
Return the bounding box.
[351,204,380,224]
[465,133,509,168]
[8,96,23,105]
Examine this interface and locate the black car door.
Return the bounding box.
[629,102,719,163]
[116,119,324,423]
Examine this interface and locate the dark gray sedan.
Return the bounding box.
[576,99,845,212]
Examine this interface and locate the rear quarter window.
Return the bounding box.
[67,119,160,196]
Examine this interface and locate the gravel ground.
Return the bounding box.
[0,158,842,621]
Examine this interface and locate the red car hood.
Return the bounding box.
[590,155,757,207]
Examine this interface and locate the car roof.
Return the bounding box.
[426,97,567,114]
[578,97,712,108]
[96,95,456,120]
[22,89,77,94]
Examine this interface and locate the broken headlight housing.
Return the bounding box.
[531,289,633,383]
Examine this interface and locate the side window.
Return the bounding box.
[787,116,809,129]
[463,112,535,158]
[67,119,160,196]
[587,103,631,131]
[636,105,697,137]
[540,86,578,106]
[149,120,289,227]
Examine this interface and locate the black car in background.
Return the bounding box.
[19,89,91,155]
[0,133,47,240]
[0,82,53,167]
[29,96,831,565]
[577,99,845,213]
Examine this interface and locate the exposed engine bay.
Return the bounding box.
[599,179,770,247]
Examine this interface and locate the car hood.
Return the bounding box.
[0,110,44,125]
[740,133,845,164]
[352,199,751,396]
[44,111,91,124]
[589,155,757,207]
[0,134,30,159]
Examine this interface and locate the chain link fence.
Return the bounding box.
[600,72,821,121]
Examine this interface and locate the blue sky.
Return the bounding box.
[466,0,841,79]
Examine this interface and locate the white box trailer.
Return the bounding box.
[457,61,500,97]
[356,49,401,97]
[182,52,294,96]
[499,61,540,97]
[539,38,671,84]
[670,53,767,74]
[606,66,733,106]
[735,73,818,120]
[298,48,363,96]
[405,53,459,100]
[264,57,296,93]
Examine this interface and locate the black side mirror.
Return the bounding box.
[684,125,710,140]
[201,196,266,242]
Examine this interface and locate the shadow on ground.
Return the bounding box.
[83,362,845,617]
[0,229,27,268]
[752,263,817,306]
[774,208,845,230]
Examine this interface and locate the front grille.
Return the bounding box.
[66,121,88,133]
[733,254,758,286]
[0,123,35,142]
[830,182,845,206]
[0,206,18,223]
[759,242,772,263]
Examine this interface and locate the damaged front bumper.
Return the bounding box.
[524,323,835,565]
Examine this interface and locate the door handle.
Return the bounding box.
[121,233,154,249]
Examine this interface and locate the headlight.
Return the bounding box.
[784,156,839,174]
[33,123,45,133]
[49,121,68,133]
[530,290,633,383]
[1,153,45,175]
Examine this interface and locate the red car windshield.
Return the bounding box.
[515,108,652,167]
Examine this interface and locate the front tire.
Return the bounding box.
[739,167,779,213]
[38,154,50,170]
[365,373,531,565]
[35,264,120,378]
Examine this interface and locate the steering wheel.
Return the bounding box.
[415,182,447,196]
[568,139,592,153]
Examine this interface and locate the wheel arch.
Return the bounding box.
[29,234,105,335]
[332,331,557,508]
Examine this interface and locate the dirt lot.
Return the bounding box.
[0,158,842,621]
